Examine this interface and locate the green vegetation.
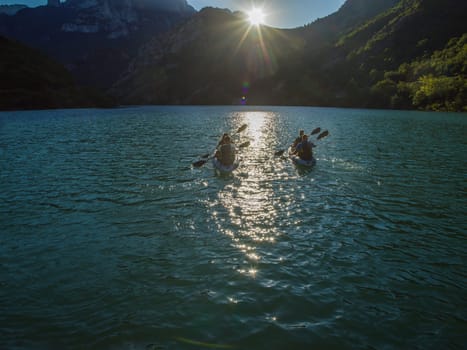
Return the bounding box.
[371,35,467,111]
[284,0,467,111]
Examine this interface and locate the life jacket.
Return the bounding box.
[292,136,302,147]
[219,144,236,166]
[298,141,313,161]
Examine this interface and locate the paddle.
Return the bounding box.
[317,130,329,140]
[192,141,250,168]
[193,159,209,168]
[274,149,285,157]
[192,125,249,168]
[239,140,250,148]
[274,128,329,157]
[236,124,248,133]
[201,140,248,158]
[310,127,321,135]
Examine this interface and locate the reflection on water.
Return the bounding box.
[210,111,283,278]
[242,111,268,147]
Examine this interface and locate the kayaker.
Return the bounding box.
[295,134,315,161]
[217,133,229,147]
[216,135,236,166]
[291,129,305,151]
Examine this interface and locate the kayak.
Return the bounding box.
[288,147,316,167]
[212,157,239,174]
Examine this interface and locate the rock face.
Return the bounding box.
[48,0,60,7]
[0,5,27,15]
[60,0,195,38]
[0,0,195,89]
[65,0,193,12]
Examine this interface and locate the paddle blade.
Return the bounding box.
[311,127,321,135]
[236,124,248,133]
[317,130,329,140]
[239,141,250,148]
[274,149,285,157]
[192,159,208,168]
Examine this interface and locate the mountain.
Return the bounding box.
[298,0,399,50]
[110,7,303,105]
[0,0,195,89]
[276,0,467,109]
[110,1,400,105]
[60,0,194,38]
[112,0,397,104]
[0,35,114,110]
[1,0,465,111]
[111,0,465,111]
[0,5,27,16]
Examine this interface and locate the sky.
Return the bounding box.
[0,0,347,28]
[188,0,346,28]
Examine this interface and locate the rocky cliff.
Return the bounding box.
[61,0,194,38]
[0,0,195,89]
[0,5,27,16]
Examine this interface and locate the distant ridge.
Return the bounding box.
[0,4,27,16]
[0,0,195,89]
[0,35,114,110]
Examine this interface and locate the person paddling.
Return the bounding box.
[217,133,229,147]
[295,134,315,161]
[216,134,236,166]
[291,129,305,152]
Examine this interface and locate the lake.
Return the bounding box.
[0,106,466,349]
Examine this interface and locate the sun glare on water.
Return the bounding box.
[248,7,265,26]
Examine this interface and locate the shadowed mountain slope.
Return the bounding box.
[0,35,114,110]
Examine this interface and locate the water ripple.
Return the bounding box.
[1,107,466,349]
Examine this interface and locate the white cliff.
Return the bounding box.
[61,0,194,38]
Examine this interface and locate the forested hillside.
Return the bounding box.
[0,0,465,111]
[112,0,466,111]
[0,36,114,110]
[270,0,467,110]
[371,34,466,111]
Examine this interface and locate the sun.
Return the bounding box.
[248,8,265,26]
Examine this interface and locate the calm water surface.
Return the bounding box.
[0,106,466,349]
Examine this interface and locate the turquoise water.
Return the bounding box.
[0,106,466,349]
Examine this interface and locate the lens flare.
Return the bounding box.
[248,8,265,26]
